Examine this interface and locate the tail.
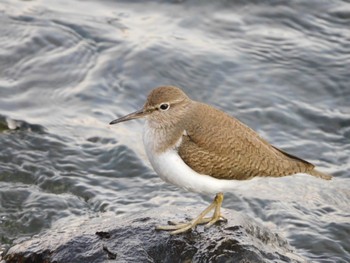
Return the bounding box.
[308,169,332,180]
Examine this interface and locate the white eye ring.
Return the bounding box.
[159,103,170,111]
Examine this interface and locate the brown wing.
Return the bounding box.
[178,102,314,180]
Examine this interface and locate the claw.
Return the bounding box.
[220,215,228,223]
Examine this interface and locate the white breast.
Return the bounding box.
[143,122,243,195]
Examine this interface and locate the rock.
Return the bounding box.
[0,115,46,133]
[4,206,304,263]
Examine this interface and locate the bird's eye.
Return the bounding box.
[159,103,170,111]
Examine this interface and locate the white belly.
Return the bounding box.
[143,123,242,195]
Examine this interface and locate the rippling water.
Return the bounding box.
[0,0,349,261]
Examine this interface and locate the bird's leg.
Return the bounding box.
[205,192,225,227]
[155,193,225,235]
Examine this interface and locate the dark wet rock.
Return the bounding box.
[0,115,9,132]
[4,206,304,263]
[0,115,45,133]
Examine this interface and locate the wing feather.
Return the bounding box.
[178,102,314,180]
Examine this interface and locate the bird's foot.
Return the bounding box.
[156,215,226,235]
[155,193,226,235]
[205,214,227,228]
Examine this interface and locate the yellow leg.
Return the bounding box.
[205,192,225,228]
[156,193,226,235]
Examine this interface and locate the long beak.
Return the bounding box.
[109,108,148,125]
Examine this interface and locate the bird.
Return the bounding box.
[109,86,332,235]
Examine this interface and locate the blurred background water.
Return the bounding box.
[0,0,349,261]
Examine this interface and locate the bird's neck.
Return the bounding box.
[143,120,183,154]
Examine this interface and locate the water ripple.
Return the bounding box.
[0,0,349,261]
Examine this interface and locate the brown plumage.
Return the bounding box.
[178,102,331,180]
[145,86,332,181]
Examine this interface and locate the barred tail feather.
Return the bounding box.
[308,169,332,180]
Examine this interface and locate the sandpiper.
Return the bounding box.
[110,86,332,234]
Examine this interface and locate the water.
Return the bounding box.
[0,0,349,261]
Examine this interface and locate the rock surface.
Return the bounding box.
[4,206,304,263]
